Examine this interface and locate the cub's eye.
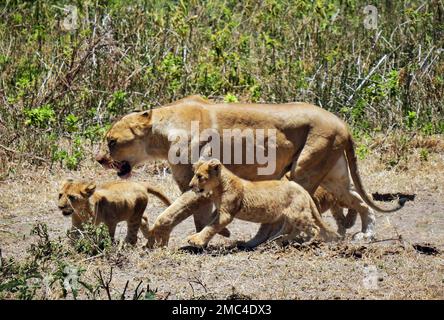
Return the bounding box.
[68,195,76,201]
[196,174,203,180]
[108,139,117,149]
[58,193,62,199]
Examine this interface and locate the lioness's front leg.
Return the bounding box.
[146,190,209,248]
[171,164,230,237]
[187,209,235,247]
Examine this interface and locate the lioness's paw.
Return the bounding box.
[187,234,207,247]
[218,227,231,238]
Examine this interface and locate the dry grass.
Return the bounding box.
[1,139,443,300]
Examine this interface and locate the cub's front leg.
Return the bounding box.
[187,209,235,247]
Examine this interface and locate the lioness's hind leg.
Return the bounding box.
[343,209,358,229]
[330,206,347,237]
[289,134,343,195]
[322,157,376,240]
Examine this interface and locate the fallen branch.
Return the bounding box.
[80,252,105,263]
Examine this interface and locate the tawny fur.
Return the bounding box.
[185,159,340,248]
[283,172,358,237]
[312,187,358,236]
[96,95,404,246]
[57,179,171,245]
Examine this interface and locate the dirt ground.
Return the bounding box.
[0,149,443,300]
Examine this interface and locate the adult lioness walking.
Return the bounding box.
[96,95,404,245]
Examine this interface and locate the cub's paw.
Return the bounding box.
[352,231,375,242]
[187,234,208,248]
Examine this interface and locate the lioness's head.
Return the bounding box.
[95,111,153,178]
[189,159,222,195]
[58,179,96,222]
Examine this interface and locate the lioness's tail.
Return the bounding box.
[309,198,341,241]
[143,184,172,207]
[344,135,406,213]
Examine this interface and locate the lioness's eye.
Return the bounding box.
[68,195,76,201]
[108,139,117,149]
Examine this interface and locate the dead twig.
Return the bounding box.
[120,280,130,300]
[133,280,145,300]
[0,144,49,163]
[368,235,404,244]
[96,267,113,300]
[80,252,105,263]
[347,54,388,104]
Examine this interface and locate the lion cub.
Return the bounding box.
[187,159,340,248]
[58,179,171,245]
[283,173,357,236]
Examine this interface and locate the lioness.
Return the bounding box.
[96,95,404,245]
[58,179,171,245]
[186,159,340,248]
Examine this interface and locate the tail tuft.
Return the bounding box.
[398,197,408,207]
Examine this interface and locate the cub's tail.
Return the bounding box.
[143,183,172,207]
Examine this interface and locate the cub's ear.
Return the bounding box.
[192,158,206,172]
[81,183,96,197]
[208,159,221,175]
[140,110,151,119]
[61,178,74,187]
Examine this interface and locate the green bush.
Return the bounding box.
[24,105,55,128]
[72,222,113,256]
[0,0,442,169]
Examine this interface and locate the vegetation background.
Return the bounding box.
[0,0,443,300]
[0,0,443,176]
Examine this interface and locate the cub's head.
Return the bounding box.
[95,111,153,178]
[58,179,96,219]
[189,159,222,195]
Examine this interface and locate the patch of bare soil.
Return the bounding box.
[0,152,443,299]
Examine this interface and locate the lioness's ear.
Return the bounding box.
[82,183,96,197]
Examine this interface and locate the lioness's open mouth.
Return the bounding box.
[116,161,132,179]
[96,155,132,178]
